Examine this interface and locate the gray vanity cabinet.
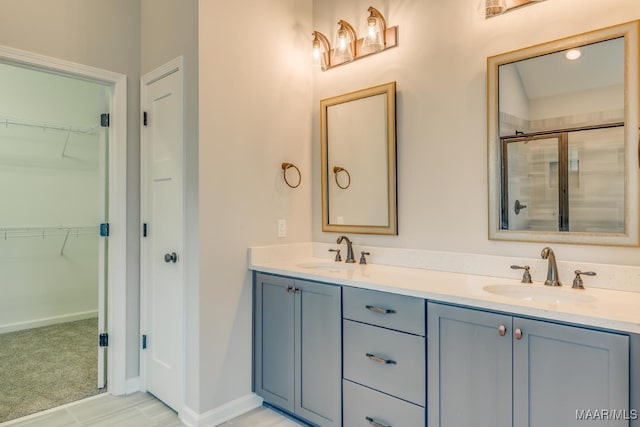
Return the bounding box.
[427,302,513,427]
[342,287,426,426]
[254,273,342,427]
[513,317,629,427]
[428,302,630,427]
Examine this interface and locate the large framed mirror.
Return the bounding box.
[487,21,639,246]
[320,82,397,235]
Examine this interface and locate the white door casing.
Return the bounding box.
[98,127,108,389]
[0,45,128,395]
[140,57,185,412]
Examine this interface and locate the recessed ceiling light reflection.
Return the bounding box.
[564,49,582,61]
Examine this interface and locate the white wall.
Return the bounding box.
[311,0,640,268]
[140,0,200,413]
[198,0,313,412]
[529,84,624,122]
[499,63,529,126]
[0,0,142,379]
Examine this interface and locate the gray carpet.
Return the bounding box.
[0,318,105,422]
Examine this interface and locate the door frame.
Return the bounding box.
[139,56,186,413]
[0,45,129,395]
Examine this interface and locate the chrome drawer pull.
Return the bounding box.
[366,416,391,427]
[366,305,396,314]
[366,353,397,365]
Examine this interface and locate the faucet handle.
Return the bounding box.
[359,251,370,265]
[329,248,341,262]
[510,265,532,283]
[572,270,596,290]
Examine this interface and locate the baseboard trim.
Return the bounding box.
[0,310,98,334]
[125,377,142,395]
[179,393,263,427]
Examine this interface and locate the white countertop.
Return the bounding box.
[250,256,640,334]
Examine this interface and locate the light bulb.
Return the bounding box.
[564,49,582,61]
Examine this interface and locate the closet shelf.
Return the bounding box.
[0,115,100,136]
[0,225,98,255]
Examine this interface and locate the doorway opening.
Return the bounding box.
[0,46,128,423]
[0,60,108,423]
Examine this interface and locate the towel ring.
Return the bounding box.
[333,166,351,189]
[282,162,301,188]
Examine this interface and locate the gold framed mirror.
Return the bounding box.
[320,82,397,235]
[487,21,639,246]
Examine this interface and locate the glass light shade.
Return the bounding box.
[361,16,384,54]
[312,31,331,70]
[312,39,326,69]
[333,26,354,64]
[481,0,507,17]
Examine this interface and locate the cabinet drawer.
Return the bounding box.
[343,287,425,336]
[343,320,426,406]
[343,380,425,427]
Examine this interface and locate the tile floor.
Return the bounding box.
[0,392,304,427]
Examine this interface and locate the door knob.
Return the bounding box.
[164,252,178,263]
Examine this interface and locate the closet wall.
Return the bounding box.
[0,63,106,333]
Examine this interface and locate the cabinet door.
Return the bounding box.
[295,280,342,427]
[428,302,513,427]
[254,273,295,412]
[513,318,629,427]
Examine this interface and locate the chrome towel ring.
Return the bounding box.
[333,166,351,189]
[282,162,301,188]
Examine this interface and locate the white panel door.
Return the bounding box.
[141,58,184,412]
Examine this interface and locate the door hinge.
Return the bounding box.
[142,334,147,349]
[143,111,148,127]
[100,223,109,237]
[99,333,109,347]
[100,113,110,127]
[143,223,148,237]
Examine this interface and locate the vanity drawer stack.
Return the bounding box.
[342,287,426,426]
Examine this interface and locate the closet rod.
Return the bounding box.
[0,225,97,239]
[0,115,100,136]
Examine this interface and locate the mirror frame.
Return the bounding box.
[320,81,397,235]
[487,21,640,246]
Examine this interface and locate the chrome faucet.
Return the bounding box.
[541,247,561,286]
[337,235,355,263]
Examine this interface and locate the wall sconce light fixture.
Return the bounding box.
[483,0,507,17]
[482,0,546,18]
[312,6,398,71]
[333,20,357,64]
[362,7,387,54]
[312,31,331,70]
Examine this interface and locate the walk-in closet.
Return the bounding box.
[0,60,109,422]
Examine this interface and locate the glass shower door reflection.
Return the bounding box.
[567,127,625,233]
[502,135,560,231]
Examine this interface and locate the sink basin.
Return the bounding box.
[296,261,358,272]
[483,284,596,305]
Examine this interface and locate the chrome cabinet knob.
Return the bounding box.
[498,324,507,336]
[164,252,178,263]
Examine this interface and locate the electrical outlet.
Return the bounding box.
[277,219,287,237]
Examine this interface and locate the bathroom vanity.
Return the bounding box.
[251,249,640,427]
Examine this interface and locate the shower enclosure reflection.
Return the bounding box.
[487,21,639,245]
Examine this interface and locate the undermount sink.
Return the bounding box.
[483,284,596,305]
[296,261,358,272]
